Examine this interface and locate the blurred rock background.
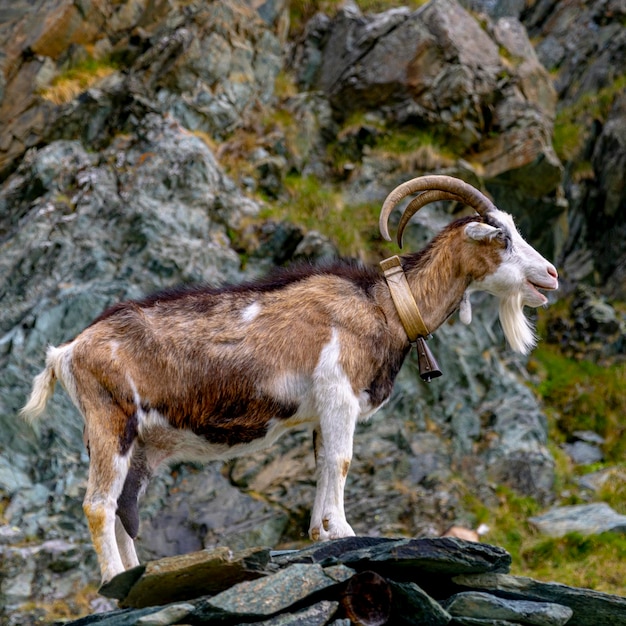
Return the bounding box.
[0,0,624,622]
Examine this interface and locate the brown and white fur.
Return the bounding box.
[21,176,558,585]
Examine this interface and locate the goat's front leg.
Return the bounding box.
[309,411,357,541]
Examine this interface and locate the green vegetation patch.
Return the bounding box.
[465,486,626,595]
[40,57,118,105]
[531,344,626,461]
[469,488,540,557]
[261,173,394,260]
[519,532,626,594]
[553,74,626,162]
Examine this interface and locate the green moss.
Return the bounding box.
[373,126,448,155]
[356,0,428,12]
[260,173,394,259]
[583,466,626,515]
[273,71,299,100]
[570,159,595,183]
[553,74,626,162]
[366,125,457,172]
[553,119,586,162]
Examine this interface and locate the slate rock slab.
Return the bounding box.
[193,563,354,619]
[289,537,511,579]
[366,538,511,576]
[449,617,526,625]
[273,536,399,566]
[101,546,270,607]
[252,600,339,626]
[528,503,626,538]
[304,537,511,578]
[389,580,451,625]
[453,573,626,626]
[444,591,573,626]
[127,603,195,626]
[64,605,186,626]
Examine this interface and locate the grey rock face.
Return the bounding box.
[562,441,603,466]
[0,0,283,176]
[544,284,626,361]
[2,113,252,453]
[521,0,626,295]
[459,0,527,19]
[588,91,626,297]
[291,0,567,274]
[136,464,288,563]
[293,0,561,201]
[0,538,111,619]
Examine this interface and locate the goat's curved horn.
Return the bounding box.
[379,175,497,248]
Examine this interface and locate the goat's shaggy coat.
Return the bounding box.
[22,176,558,585]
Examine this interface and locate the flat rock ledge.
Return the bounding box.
[67,537,626,626]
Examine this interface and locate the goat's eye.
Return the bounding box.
[496,230,511,248]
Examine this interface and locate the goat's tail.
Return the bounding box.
[20,345,70,424]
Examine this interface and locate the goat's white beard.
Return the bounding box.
[499,293,537,355]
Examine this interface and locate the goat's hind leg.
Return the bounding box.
[115,444,151,570]
[82,406,137,585]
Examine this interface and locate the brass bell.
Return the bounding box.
[416,337,442,382]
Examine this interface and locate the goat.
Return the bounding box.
[21,175,558,585]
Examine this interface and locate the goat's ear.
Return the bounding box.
[465,222,502,242]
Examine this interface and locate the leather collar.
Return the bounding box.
[380,255,429,341]
[380,255,442,382]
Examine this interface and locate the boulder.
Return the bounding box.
[528,503,626,538]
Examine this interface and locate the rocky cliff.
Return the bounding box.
[0,0,625,623]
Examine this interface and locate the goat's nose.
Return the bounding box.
[547,264,558,280]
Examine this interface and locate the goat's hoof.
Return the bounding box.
[98,565,145,599]
[316,517,355,540]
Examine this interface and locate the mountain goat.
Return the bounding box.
[22,175,558,585]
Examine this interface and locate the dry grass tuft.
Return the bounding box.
[40,62,117,105]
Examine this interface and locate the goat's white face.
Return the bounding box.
[473,210,558,303]
[466,209,558,354]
